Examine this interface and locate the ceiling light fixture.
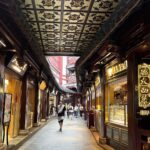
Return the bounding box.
[0,40,6,47]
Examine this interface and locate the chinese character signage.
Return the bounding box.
[3,93,12,124]
[138,63,150,116]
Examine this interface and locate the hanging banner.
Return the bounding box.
[3,93,12,124]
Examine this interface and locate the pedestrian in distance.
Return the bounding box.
[57,100,66,132]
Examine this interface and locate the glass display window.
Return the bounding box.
[106,76,128,126]
[5,72,22,138]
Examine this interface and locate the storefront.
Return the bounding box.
[25,76,36,129]
[105,59,128,149]
[4,70,22,138]
[4,55,27,138]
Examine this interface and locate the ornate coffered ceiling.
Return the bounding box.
[16,0,120,56]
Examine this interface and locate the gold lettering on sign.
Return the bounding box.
[139,110,150,116]
[106,61,127,79]
[138,63,150,109]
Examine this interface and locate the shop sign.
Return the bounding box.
[138,63,150,116]
[3,93,12,124]
[7,55,27,76]
[39,80,46,90]
[106,61,127,79]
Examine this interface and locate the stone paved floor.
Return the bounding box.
[17,117,103,150]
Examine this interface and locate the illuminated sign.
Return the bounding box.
[7,56,28,76]
[106,61,127,79]
[39,80,47,90]
[138,63,150,110]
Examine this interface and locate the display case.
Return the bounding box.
[109,105,127,126]
[106,76,128,127]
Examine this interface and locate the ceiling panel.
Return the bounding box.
[17,0,121,55]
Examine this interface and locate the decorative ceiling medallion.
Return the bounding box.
[45,24,55,30]
[47,34,56,38]
[63,24,83,32]
[80,34,95,41]
[83,25,100,33]
[68,26,77,30]
[92,0,119,11]
[37,11,60,22]
[41,0,55,7]
[69,14,80,20]
[64,0,91,10]
[100,0,113,9]
[36,0,61,9]
[43,13,55,19]
[71,0,84,7]
[40,23,60,31]
[87,13,110,24]
[64,12,86,23]
[66,34,74,39]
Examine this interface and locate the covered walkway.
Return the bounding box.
[17,117,101,150]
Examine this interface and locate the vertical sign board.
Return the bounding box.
[3,93,12,124]
[138,63,150,116]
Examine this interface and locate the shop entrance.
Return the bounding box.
[26,81,35,129]
[5,72,22,138]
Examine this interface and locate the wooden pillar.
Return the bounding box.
[127,53,138,150]
[88,89,91,110]
[33,79,39,126]
[42,90,46,120]
[46,91,50,118]
[100,68,106,138]
[20,73,27,130]
[94,83,96,109]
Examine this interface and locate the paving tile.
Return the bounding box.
[17,117,103,150]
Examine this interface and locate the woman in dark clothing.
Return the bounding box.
[57,101,66,132]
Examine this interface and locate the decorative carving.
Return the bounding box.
[41,0,55,7]
[70,0,84,7]
[17,0,120,53]
[43,13,55,19]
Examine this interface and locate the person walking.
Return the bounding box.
[68,104,74,120]
[57,101,66,132]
